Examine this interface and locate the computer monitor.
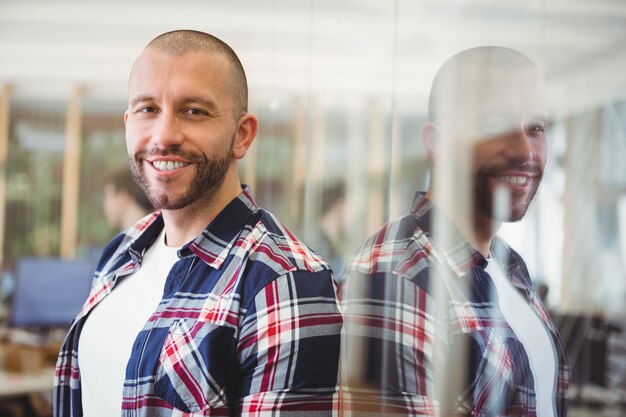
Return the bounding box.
[9,257,94,328]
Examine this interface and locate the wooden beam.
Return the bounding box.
[302,95,326,243]
[289,95,308,228]
[387,106,402,221]
[367,98,385,235]
[60,87,82,259]
[0,84,11,267]
[310,96,327,183]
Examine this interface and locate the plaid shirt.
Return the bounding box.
[338,192,569,417]
[54,186,342,417]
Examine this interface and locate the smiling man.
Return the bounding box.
[338,47,570,416]
[54,30,342,417]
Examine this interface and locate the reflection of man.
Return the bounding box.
[339,47,569,416]
[54,30,341,417]
[102,168,153,231]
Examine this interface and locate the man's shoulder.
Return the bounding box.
[346,211,429,276]
[243,207,331,276]
[225,207,334,310]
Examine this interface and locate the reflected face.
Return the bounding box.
[472,121,547,222]
[124,49,238,210]
[455,66,549,222]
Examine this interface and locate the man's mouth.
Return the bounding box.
[496,175,530,186]
[151,160,189,172]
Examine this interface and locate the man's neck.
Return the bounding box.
[161,178,243,248]
[471,215,500,258]
[425,189,499,258]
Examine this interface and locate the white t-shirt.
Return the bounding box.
[485,258,557,417]
[78,230,179,417]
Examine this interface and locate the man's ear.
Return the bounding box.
[123,110,129,126]
[232,113,258,160]
[420,121,438,164]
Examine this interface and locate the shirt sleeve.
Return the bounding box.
[237,269,343,416]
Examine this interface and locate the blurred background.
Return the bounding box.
[0,0,624,415]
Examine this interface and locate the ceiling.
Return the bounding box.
[1,0,625,117]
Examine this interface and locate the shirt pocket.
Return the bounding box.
[154,318,230,414]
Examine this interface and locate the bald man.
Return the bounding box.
[338,47,570,416]
[54,30,341,417]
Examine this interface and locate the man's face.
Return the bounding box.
[453,66,549,222]
[124,49,238,211]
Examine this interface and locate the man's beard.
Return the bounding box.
[129,140,233,211]
[473,165,542,222]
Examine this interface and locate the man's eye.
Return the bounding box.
[526,124,546,135]
[185,108,208,116]
[139,107,157,113]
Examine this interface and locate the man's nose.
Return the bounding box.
[152,112,184,148]
[503,127,535,161]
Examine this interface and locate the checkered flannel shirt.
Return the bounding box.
[338,192,569,416]
[54,186,342,417]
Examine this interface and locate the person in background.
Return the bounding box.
[54,30,341,417]
[315,181,347,275]
[338,46,570,416]
[102,167,154,231]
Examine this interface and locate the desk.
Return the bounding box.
[0,368,54,398]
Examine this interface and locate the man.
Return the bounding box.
[102,167,153,231]
[339,47,569,416]
[54,30,342,417]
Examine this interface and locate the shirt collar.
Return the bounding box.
[125,185,257,270]
[185,185,257,269]
[409,192,487,276]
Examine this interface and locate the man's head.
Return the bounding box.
[124,30,258,211]
[319,181,347,240]
[422,46,548,223]
[145,30,249,119]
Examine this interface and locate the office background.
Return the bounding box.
[0,0,624,415]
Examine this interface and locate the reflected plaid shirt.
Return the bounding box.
[54,186,342,417]
[338,192,569,417]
